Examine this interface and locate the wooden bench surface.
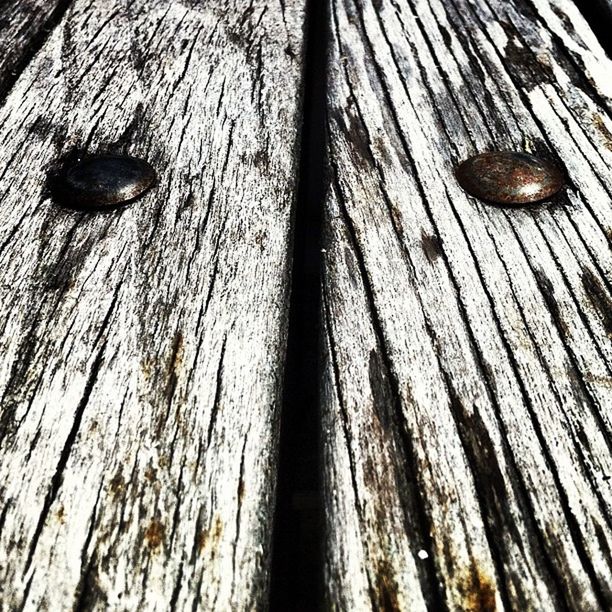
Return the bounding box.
[322,0,612,609]
[0,1,306,609]
[0,0,610,610]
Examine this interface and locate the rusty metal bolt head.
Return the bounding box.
[455,151,565,205]
[51,154,156,209]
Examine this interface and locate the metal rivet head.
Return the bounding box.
[455,151,564,205]
[51,154,156,209]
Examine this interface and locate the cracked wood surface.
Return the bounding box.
[0,0,306,609]
[322,0,612,610]
[0,0,71,98]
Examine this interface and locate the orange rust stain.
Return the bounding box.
[168,331,185,376]
[584,372,612,388]
[55,505,65,525]
[144,519,165,552]
[388,204,404,236]
[144,466,157,482]
[109,471,125,501]
[458,564,497,612]
[373,560,401,611]
[141,358,154,380]
[198,516,223,555]
[594,114,612,151]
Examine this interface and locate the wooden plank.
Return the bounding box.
[0,1,306,609]
[0,1,71,97]
[322,0,612,609]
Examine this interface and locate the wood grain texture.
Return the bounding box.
[322,0,612,609]
[0,0,72,98]
[0,1,305,609]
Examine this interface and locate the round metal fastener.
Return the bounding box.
[52,154,156,209]
[455,151,564,205]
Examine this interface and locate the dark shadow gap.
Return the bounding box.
[269,0,329,609]
[573,0,612,58]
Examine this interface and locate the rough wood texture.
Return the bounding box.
[322,0,612,609]
[0,0,71,97]
[0,1,305,609]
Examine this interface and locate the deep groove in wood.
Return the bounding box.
[269,0,329,608]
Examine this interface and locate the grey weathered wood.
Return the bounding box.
[0,0,70,96]
[0,1,305,609]
[322,0,612,609]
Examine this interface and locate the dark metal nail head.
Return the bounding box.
[456,151,564,205]
[53,154,156,209]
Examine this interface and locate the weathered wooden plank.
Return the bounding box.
[0,1,71,97]
[0,1,306,609]
[322,0,612,609]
